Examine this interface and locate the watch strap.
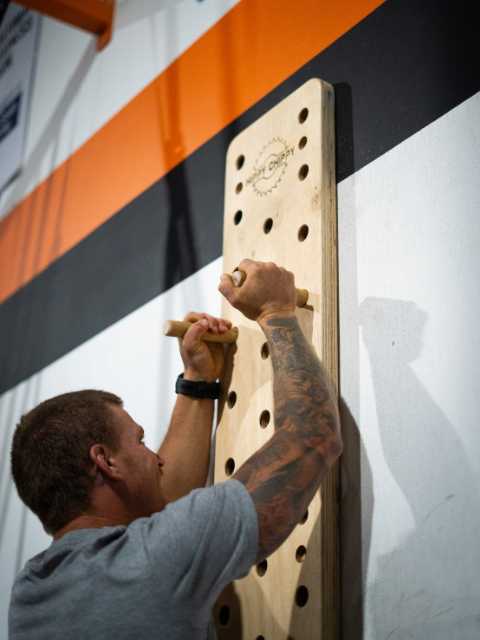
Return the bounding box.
[175,373,220,399]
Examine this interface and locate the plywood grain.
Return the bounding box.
[214,78,338,640]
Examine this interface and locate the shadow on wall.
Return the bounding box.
[334,80,376,640]
[339,397,373,640]
[114,0,188,31]
[359,297,480,640]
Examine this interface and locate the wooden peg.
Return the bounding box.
[163,320,239,343]
[231,270,309,308]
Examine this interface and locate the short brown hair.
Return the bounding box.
[11,390,123,535]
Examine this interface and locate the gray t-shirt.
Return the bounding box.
[9,479,258,640]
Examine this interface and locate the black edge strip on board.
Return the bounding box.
[1,0,479,396]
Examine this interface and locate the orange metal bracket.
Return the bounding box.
[17,0,114,50]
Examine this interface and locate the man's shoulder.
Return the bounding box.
[132,479,256,540]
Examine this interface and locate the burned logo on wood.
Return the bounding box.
[246,137,294,196]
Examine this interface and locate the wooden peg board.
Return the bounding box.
[213,78,339,640]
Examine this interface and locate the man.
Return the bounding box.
[9,260,342,639]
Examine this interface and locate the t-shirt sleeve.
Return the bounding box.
[135,479,258,607]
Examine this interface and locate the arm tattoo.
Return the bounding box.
[267,317,338,440]
[233,316,340,561]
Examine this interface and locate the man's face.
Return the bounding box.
[109,404,167,519]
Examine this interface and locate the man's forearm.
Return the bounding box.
[233,315,342,561]
[264,316,340,454]
[158,394,214,503]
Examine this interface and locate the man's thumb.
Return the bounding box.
[218,274,236,300]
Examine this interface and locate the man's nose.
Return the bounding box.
[156,454,165,467]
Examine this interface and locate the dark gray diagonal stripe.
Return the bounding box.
[1,0,479,396]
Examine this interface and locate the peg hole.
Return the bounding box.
[298,107,309,124]
[300,510,309,525]
[299,136,307,150]
[225,458,235,476]
[298,224,309,242]
[259,410,270,429]
[235,182,243,194]
[295,585,309,607]
[260,342,270,359]
[218,605,230,626]
[263,218,273,234]
[227,391,237,408]
[233,210,242,225]
[298,164,309,181]
[256,559,268,577]
[255,637,266,640]
[236,154,245,170]
[296,545,307,563]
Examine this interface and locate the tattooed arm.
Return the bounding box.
[218,260,342,562]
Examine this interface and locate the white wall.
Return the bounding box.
[338,92,480,639]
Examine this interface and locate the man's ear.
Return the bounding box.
[89,444,122,480]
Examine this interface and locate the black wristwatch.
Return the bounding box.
[175,373,221,400]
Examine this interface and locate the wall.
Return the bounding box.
[0,1,479,639]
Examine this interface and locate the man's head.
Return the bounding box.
[10,390,165,535]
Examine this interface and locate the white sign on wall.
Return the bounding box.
[0,3,39,192]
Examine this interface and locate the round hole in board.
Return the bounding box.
[263,218,273,234]
[225,458,235,477]
[298,164,309,181]
[227,391,237,408]
[298,107,309,124]
[299,510,309,525]
[236,154,245,170]
[218,605,230,626]
[260,342,270,359]
[259,410,270,429]
[233,210,243,225]
[299,136,307,150]
[235,182,243,194]
[256,559,268,577]
[296,545,307,563]
[298,224,309,242]
[255,637,266,640]
[295,585,309,607]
